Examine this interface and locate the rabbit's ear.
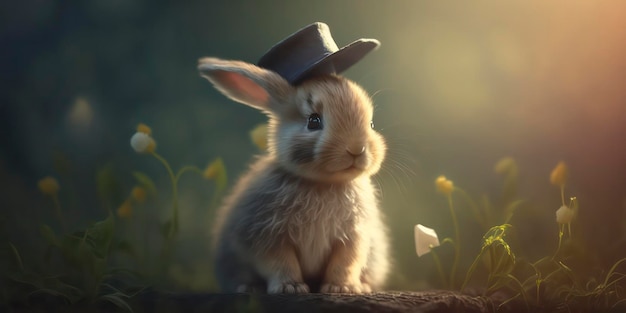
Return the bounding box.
[198,57,291,112]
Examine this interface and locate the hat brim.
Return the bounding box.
[289,38,380,85]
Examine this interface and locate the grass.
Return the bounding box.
[418,158,626,312]
[1,124,228,312]
[1,125,624,313]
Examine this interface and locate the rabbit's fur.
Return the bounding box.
[199,57,389,293]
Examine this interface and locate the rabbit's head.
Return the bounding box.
[199,57,385,183]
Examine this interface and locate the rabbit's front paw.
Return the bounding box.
[267,281,310,294]
[320,282,367,294]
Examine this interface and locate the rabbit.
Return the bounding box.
[198,57,389,294]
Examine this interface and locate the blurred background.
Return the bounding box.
[1,0,625,291]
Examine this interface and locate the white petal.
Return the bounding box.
[130,132,151,153]
[414,224,440,257]
[556,205,575,224]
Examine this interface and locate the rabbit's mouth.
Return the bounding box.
[320,167,362,183]
[322,161,368,181]
[325,152,369,171]
[334,166,358,176]
[314,149,374,182]
[343,163,366,172]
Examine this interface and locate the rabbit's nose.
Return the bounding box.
[347,145,366,156]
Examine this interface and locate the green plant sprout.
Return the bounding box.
[1,122,233,311]
[127,123,227,280]
[3,211,142,311]
[416,158,626,312]
[131,123,202,239]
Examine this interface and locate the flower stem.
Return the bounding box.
[151,152,178,238]
[51,194,67,233]
[552,224,565,261]
[175,166,203,181]
[430,247,448,289]
[447,194,461,289]
[560,185,565,206]
[566,197,577,238]
[461,246,486,292]
[456,188,486,229]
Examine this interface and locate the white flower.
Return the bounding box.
[130,132,153,153]
[414,224,440,257]
[556,205,576,224]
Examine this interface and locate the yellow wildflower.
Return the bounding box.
[145,137,157,153]
[117,199,133,219]
[550,161,568,186]
[136,123,152,135]
[203,158,225,180]
[131,186,147,204]
[494,157,516,175]
[38,176,60,196]
[435,175,454,196]
[250,123,268,150]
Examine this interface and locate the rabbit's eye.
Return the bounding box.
[370,121,375,129]
[307,113,322,130]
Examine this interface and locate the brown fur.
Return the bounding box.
[199,57,389,294]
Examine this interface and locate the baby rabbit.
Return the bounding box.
[199,23,389,294]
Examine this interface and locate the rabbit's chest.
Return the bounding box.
[283,188,361,277]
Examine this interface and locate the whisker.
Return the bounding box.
[374,121,435,201]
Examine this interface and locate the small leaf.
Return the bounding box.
[8,242,25,271]
[7,272,43,289]
[25,276,84,304]
[96,163,123,208]
[59,233,93,267]
[100,282,125,294]
[28,288,72,303]
[558,261,573,273]
[503,199,525,224]
[100,293,134,313]
[46,279,84,303]
[132,171,158,196]
[88,213,115,259]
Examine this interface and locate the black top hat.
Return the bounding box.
[257,22,380,85]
